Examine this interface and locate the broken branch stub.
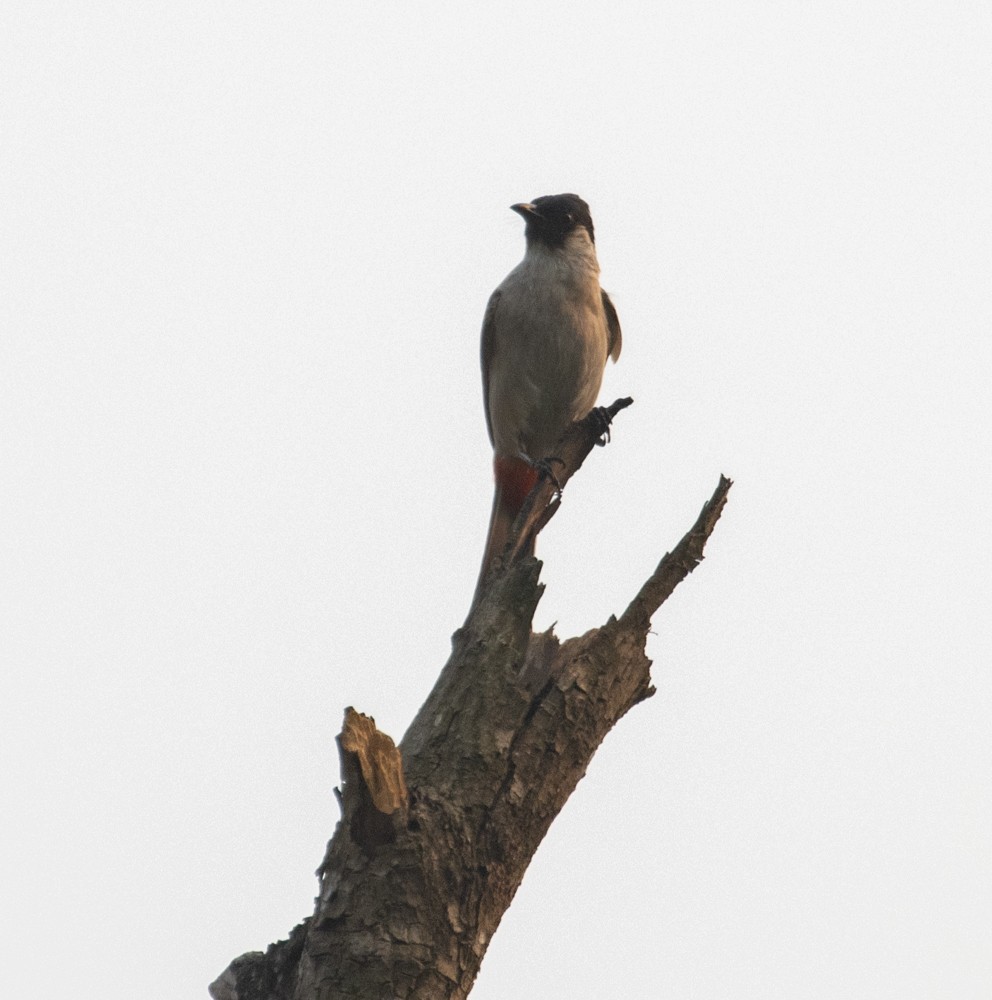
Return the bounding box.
[336,707,408,850]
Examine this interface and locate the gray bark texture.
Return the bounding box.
[210,400,731,1000]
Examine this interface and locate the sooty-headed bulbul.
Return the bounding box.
[474,193,622,606]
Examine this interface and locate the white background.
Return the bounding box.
[3,2,990,997]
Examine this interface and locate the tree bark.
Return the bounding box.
[211,402,731,1000]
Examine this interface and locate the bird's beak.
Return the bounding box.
[511,202,539,218]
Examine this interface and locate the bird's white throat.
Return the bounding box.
[521,226,600,286]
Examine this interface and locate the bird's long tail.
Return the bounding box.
[472,455,539,608]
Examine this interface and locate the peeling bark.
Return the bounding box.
[211,402,731,1000]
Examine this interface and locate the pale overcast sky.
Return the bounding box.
[3,2,990,998]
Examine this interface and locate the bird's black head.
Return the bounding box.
[511,193,595,249]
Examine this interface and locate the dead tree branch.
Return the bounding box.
[211,401,731,1000]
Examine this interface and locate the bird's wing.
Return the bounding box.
[602,290,622,363]
[480,289,501,445]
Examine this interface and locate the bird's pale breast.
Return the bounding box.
[487,247,609,460]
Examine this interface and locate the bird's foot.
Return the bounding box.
[534,456,565,497]
[590,406,613,446]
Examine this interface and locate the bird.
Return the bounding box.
[473,193,622,606]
